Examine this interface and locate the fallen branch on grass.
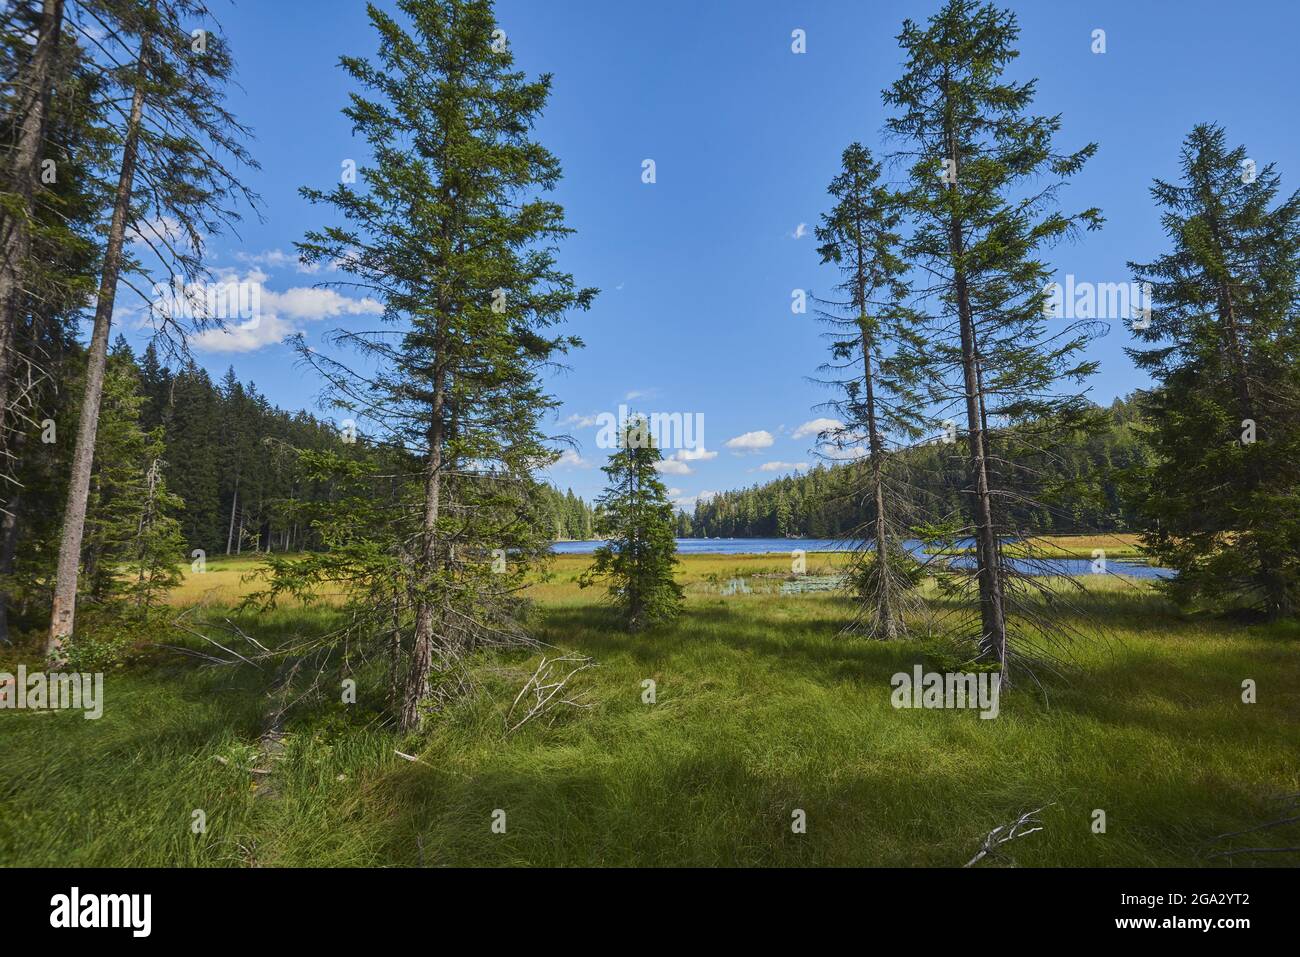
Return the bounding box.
[964,803,1055,868]
[504,652,595,737]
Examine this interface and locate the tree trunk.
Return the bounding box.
[389,591,403,713]
[859,315,897,638]
[0,490,20,645]
[942,108,1008,676]
[402,365,447,731]
[226,472,239,554]
[46,38,148,660]
[0,0,63,476]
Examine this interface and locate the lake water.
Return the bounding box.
[551,537,1174,580]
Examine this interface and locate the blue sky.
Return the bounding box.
[107,0,1300,507]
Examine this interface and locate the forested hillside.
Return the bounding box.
[689,397,1153,538]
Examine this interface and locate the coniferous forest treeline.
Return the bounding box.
[6,320,1154,636]
[3,334,596,636]
[687,396,1150,539]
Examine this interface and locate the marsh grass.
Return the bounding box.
[2,551,1296,867]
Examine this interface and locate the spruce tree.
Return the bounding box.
[883,0,1103,676]
[0,6,103,641]
[1128,124,1300,619]
[813,142,926,639]
[580,416,684,632]
[0,0,64,496]
[259,0,594,730]
[47,0,257,657]
[80,339,184,614]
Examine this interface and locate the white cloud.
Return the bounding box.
[561,412,600,429]
[551,449,592,469]
[191,314,298,352]
[724,430,774,451]
[757,461,809,473]
[189,274,383,353]
[792,222,809,239]
[655,458,693,476]
[128,215,187,250]
[233,248,327,275]
[677,445,717,461]
[671,488,716,509]
[652,445,715,475]
[792,417,843,440]
[822,446,867,461]
[266,286,382,322]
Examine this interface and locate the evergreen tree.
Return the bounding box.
[0,0,65,498]
[0,6,103,641]
[1128,124,1300,619]
[48,0,258,657]
[813,142,926,638]
[80,339,184,614]
[261,0,594,730]
[580,416,683,632]
[164,362,221,550]
[883,0,1103,676]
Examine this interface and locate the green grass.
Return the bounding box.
[2,554,1297,867]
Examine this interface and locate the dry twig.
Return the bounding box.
[964,803,1054,867]
[503,652,595,736]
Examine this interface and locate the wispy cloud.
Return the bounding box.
[233,248,325,275]
[128,215,188,250]
[560,412,601,429]
[757,461,809,473]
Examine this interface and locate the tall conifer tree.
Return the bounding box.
[813,142,926,639]
[1129,124,1300,619]
[47,0,257,657]
[261,0,595,730]
[883,0,1103,676]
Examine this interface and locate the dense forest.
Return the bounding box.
[688,396,1151,539]
[3,333,595,637]
[134,342,597,549]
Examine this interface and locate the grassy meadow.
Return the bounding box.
[2,544,1298,867]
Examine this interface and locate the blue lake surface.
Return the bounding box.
[551,537,1174,580]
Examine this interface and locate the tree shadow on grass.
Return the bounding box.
[535,600,920,688]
